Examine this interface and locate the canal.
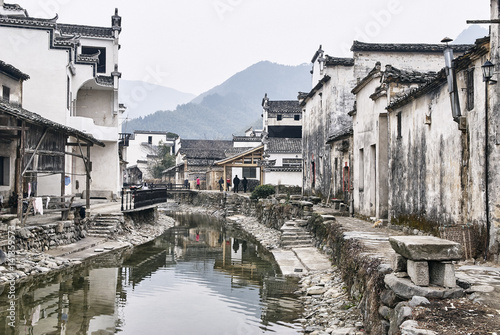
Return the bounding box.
[0,212,304,334]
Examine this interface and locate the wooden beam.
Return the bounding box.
[25,149,65,156]
[0,125,22,131]
[66,142,93,147]
[467,19,500,24]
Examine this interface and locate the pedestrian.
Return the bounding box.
[218,177,224,191]
[184,179,189,189]
[242,176,248,193]
[226,178,231,191]
[233,175,240,193]
[196,177,200,190]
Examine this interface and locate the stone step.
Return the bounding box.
[281,235,313,241]
[87,232,110,238]
[89,226,115,231]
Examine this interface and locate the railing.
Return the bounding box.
[121,187,167,211]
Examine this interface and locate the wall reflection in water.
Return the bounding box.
[0,213,302,335]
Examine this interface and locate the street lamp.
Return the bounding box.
[482,60,494,82]
[481,59,494,259]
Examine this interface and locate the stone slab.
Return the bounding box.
[407,260,429,286]
[293,247,331,272]
[271,249,307,276]
[384,273,464,300]
[389,236,463,261]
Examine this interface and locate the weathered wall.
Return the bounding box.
[303,64,356,199]
[11,220,90,251]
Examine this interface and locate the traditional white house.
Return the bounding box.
[302,41,472,205]
[124,130,176,183]
[0,60,105,216]
[0,2,124,199]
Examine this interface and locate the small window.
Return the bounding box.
[277,114,283,121]
[148,136,153,144]
[358,148,364,191]
[397,112,402,139]
[81,46,107,73]
[243,167,256,178]
[2,86,10,103]
[466,68,474,111]
[294,114,300,121]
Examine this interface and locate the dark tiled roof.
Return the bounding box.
[0,100,105,146]
[327,124,353,143]
[225,147,255,157]
[96,75,114,87]
[386,70,447,111]
[180,139,233,160]
[232,135,262,142]
[383,65,438,84]
[266,100,301,113]
[267,138,301,153]
[0,60,30,80]
[325,56,354,67]
[58,23,114,38]
[351,40,473,53]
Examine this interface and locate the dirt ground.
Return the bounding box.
[412,297,500,334]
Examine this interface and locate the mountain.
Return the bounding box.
[452,25,489,44]
[123,61,311,139]
[120,80,195,120]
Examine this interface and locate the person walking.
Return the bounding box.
[196,177,200,190]
[233,175,240,193]
[226,178,231,191]
[218,177,224,191]
[242,177,248,193]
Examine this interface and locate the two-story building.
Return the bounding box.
[0,2,124,199]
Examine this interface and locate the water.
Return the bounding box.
[0,212,303,334]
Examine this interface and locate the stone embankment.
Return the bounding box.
[0,211,175,286]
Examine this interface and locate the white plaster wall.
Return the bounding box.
[0,75,22,104]
[76,89,115,127]
[354,52,448,80]
[0,141,16,201]
[265,171,302,186]
[233,140,261,148]
[0,27,69,124]
[387,84,463,224]
[352,77,384,217]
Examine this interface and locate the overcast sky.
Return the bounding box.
[15,0,491,96]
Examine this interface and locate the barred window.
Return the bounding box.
[466,68,474,111]
[283,158,301,167]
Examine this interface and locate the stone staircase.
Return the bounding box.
[87,213,123,238]
[280,219,314,249]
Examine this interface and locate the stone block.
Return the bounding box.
[392,253,407,272]
[384,273,464,300]
[82,190,113,200]
[389,236,463,261]
[429,261,456,288]
[407,260,429,286]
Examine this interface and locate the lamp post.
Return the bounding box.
[481,59,494,259]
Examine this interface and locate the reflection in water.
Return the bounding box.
[0,212,302,334]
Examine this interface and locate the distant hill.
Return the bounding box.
[120,80,195,120]
[123,61,311,139]
[453,25,488,44]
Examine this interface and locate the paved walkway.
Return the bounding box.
[314,209,500,310]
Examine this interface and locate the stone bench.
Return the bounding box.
[389,236,463,288]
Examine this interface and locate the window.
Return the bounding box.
[283,158,302,167]
[81,46,107,73]
[277,114,283,121]
[2,86,10,102]
[466,68,474,111]
[243,167,256,178]
[396,112,402,139]
[148,136,153,144]
[294,114,300,121]
[0,156,9,186]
